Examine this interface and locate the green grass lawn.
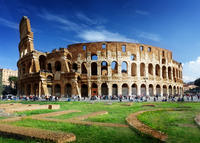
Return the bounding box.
[0,101,200,143]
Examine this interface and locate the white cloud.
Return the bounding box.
[183,56,200,82]
[135,10,149,16]
[78,29,138,42]
[38,10,138,43]
[0,17,18,30]
[139,32,160,42]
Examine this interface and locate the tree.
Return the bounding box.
[194,78,200,87]
[8,76,18,89]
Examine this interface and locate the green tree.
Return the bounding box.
[8,76,18,89]
[194,78,200,87]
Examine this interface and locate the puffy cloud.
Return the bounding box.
[0,17,18,30]
[183,56,200,82]
[139,32,161,42]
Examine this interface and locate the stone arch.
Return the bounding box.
[67,54,72,60]
[162,66,167,79]
[47,75,53,82]
[148,64,153,76]
[155,64,160,76]
[55,61,61,71]
[173,68,176,79]
[168,67,172,80]
[65,83,72,97]
[176,69,179,79]
[91,83,98,96]
[112,84,118,96]
[39,55,46,71]
[81,62,87,74]
[101,83,108,96]
[68,62,71,71]
[111,61,118,74]
[54,84,61,96]
[163,85,167,96]
[101,61,108,75]
[141,84,146,96]
[177,87,180,95]
[140,63,145,76]
[81,84,88,97]
[121,61,128,73]
[91,62,97,75]
[26,84,31,96]
[173,86,176,95]
[47,85,52,96]
[72,63,78,72]
[47,63,52,72]
[169,85,172,95]
[131,84,137,95]
[130,54,136,60]
[122,84,129,96]
[131,63,137,76]
[91,53,98,60]
[162,58,166,64]
[156,85,161,96]
[149,84,153,96]
[33,84,38,96]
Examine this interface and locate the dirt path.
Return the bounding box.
[0,123,75,143]
[194,114,200,127]
[126,109,168,142]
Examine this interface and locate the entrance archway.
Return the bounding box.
[91,83,98,96]
[101,83,108,96]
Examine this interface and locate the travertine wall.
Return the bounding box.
[17,16,183,98]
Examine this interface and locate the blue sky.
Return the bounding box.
[0,0,200,82]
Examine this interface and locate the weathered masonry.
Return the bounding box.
[17,16,183,97]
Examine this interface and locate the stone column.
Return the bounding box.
[61,84,65,97]
[128,84,132,95]
[108,83,112,96]
[118,84,122,95]
[88,82,91,97]
[128,62,131,76]
[118,62,121,76]
[146,84,149,96]
[97,62,101,76]
[137,84,141,96]
[160,85,163,97]
[137,63,140,79]
[145,63,148,78]
[153,85,156,96]
[107,62,111,77]
[87,62,91,76]
[98,82,101,96]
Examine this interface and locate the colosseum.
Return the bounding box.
[17,16,183,98]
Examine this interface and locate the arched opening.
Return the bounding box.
[121,61,128,73]
[91,83,98,96]
[176,69,179,79]
[162,66,166,79]
[47,85,52,96]
[81,62,87,74]
[177,87,180,95]
[148,64,153,76]
[163,85,167,96]
[141,84,146,96]
[55,61,61,71]
[101,61,108,75]
[149,84,153,96]
[131,84,137,95]
[39,55,46,71]
[54,84,61,96]
[26,84,31,96]
[162,58,166,64]
[47,63,52,72]
[65,84,72,97]
[173,86,176,95]
[112,84,118,96]
[122,84,128,96]
[155,64,160,76]
[67,54,72,60]
[169,85,172,95]
[91,62,97,75]
[168,67,172,80]
[68,62,71,71]
[72,63,78,72]
[91,54,98,60]
[33,84,38,96]
[101,83,108,96]
[131,63,137,76]
[111,61,118,74]
[81,84,88,97]
[130,54,136,60]
[47,75,53,82]
[27,62,31,73]
[156,85,161,96]
[140,63,145,76]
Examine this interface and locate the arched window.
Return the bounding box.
[81,84,88,97]
[163,85,167,96]
[155,64,160,76]
[149,84,153,96]
[130,54,136,60]
[101,61,108,75]
[47,63,52,72]
[131,63,137,76]
[55,61,61,71]
[91,54,98,60]
[169,85,172,95]
[131,84,137,95]
[156,85,161,96]
[141,84,146,96]
[67,54,72,60]
[72,63,78,72]
[91,62,97,75]
[140,63,145,76]
[148,47,151,52]
[162,59,166,64]
[65,83,72,97]
[162,66,166,79]
[101,83,108,96]
[121,61,128,73]
[112,84,118,96]
[111,61,118,74]
[122,45,126,52]
[168,67,172,79]
[91,83,98,96]
[39,55,46,71]
[47,75,53,82]
[54,84,61,96]
[102,44,106,49]
[148,64,153,76]
[122,84,128,96]
[81,62,87,74]
[140,46,144,51]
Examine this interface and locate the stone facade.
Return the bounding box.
[0,69,18,86]
[17,16,183,97]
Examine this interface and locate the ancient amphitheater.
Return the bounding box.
[17,16,183,98]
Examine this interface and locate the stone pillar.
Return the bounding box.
[137,63,140,79]
[128,84,132,95]
[137,84,141,96]
[87,62,91,76]
[108,83,112,96]
[160,85,163,97]
[97,62,101,76]
[61,84,65,97]
[146,84,149,96]
[38,81,42,97]
[153,85,156,96]
[118,63,121,76]
[30,84,34,96]
[88,82,91,97]
[98,82,101,96]
[145,64,148,78]
[118,84,122,95]
[128,62,131,76]
[107,62,111,77]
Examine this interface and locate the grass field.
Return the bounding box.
[0,101,200,143]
